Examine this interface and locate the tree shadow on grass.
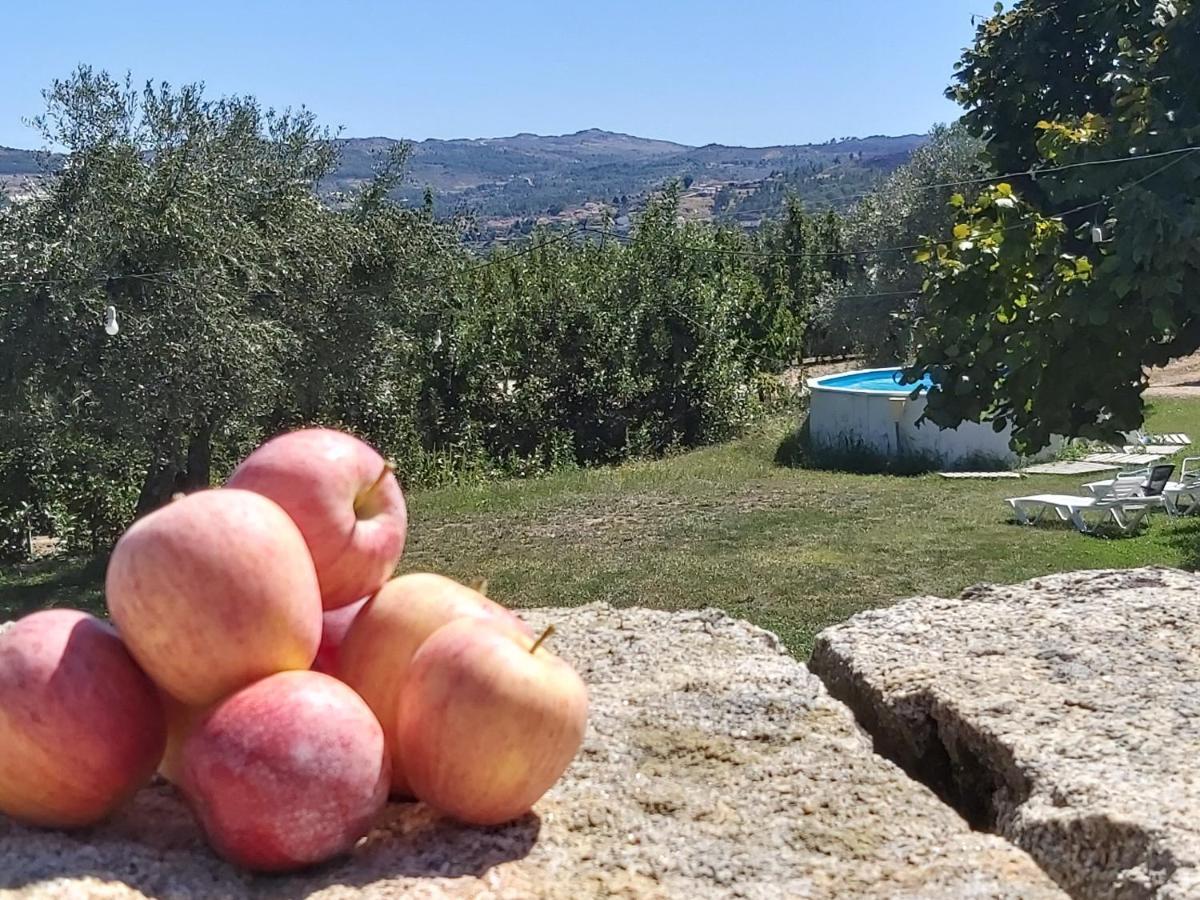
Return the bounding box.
[0,556,108,621]
[773,424,808,469]
[1000,518,1150,540]
[773,419,944,477]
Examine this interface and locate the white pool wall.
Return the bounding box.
[806,367,1058,468]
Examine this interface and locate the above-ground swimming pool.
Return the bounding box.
[806,367,1056,469]
[815,369,935,394]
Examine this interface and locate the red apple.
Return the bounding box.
[396,618,588,826]
[0,609,166,827]
[227,428,407,610]
[179,670,389,873]
[311,597,368,675]
[106,488,322,706]
[338,573,532,796]
[157,692,211,785]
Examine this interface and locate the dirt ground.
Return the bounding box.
[1146,352,1200,397]
[786,357,862,391]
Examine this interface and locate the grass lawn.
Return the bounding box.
[6,397,1200,657]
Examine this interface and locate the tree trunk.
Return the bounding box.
[134,454,181,520]
[177,420,213,492]
[132,419,213,522]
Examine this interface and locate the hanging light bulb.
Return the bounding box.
[103,305,119,336]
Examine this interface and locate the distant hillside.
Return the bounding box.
[0,147,54,200]
[1,130,926,233]
[331,130,926,233]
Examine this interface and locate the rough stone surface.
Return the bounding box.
[811,566,1200,900]
[0,604,1062,899]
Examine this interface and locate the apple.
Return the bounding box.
[226,428,407,610]
[157,692,210,785]
[179,669,389,873]
[396,617,588,826]
[337,572,532,796]
[313,598,369,676]
[0,609,166,827]
[105,488,322,706]
[311,597,368,675]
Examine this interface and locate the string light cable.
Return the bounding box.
[579,144,1200,263]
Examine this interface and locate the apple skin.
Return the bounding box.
[179,670,389,873]
[396,617,588,826]
[157,692,210,785]
[226,428,407,610]
[105,488,323,706]
[0,609,166,828]
[337,573,533,796]
[312,597,368,676]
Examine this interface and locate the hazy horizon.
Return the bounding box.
[0,1,978,149]
[0,126,937,154]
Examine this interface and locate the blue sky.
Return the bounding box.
[0,1,981,149]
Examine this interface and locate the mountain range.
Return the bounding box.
[1,129,926,235]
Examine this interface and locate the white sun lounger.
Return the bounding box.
[1085,458,1200,516]
[1008,463,1173,533]
[1007,493,1165,533]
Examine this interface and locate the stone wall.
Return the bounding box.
[0,605,1063,898]
[811,567,1200,900]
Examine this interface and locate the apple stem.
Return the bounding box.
[530,624,555,655]
[354,461,395,516]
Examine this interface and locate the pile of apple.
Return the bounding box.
[0,428,588,873]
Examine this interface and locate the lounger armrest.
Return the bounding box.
[1181,457,1200,482]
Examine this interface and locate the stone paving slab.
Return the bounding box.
[1020,461,1121,476]
[1136,445,1186,457]
[937,471,1025,479]
[811,567,1200,900]
[0,605,1063,899]
[1080,453,1166,466]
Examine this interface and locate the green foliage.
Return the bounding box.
[912,0,1200,451]
[813,123,989,361]
[0,68,465,557]
[0,70,852,560]
[438,191,818,470]
[753,200,849,358]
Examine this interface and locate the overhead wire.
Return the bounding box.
[0,145,1193,381]
[583,146,1200,370]
[706,143,1200,216]
[580,144,1200,263]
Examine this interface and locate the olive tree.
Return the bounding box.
[817,123,988,362]
[0,67,465,550]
